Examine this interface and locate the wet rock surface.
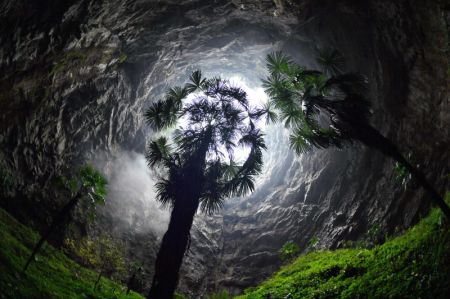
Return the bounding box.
[0,0,449,296]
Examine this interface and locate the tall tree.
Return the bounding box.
[145,71,271,299]
[23,164,107,271]
[262,51,450,220]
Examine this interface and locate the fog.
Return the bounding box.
[100,151,170,236]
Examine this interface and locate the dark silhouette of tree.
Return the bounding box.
[126,262,143,295]
[262,51,450,220]
[23,164,107,272]
[145,70,270,299]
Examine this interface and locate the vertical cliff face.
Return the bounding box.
[212,1,450,293]
[0,0,448,296]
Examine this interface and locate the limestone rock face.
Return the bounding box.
[0,0,448,296]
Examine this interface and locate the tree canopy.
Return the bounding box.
[145,70,272,298]
[145,70,271,214]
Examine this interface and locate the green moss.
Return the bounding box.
[237,194,450,299]
[0,208,144,299]
[118,52,128,65]
[50,50,88,77]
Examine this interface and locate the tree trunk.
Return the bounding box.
[126,271,136,295]
[148,132,211,299]
[23,192,82,272]
[353,122,450,220]
[94,270,103,290]
[147,192,200,298]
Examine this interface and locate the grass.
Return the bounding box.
[236,194,450,299]
[1,194,449,299]
[0,208,144,299]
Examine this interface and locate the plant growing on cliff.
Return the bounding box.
[280,241,300,262]
[262,51,450,220]
[126,262,144,295]
[64,234,126,289]
[23,164,107,271]
[144,70,270,299]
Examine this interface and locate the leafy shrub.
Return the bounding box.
[308,236,319,249]
[208,290,232,299]
[280,241,300,261]
[64,234,126,284]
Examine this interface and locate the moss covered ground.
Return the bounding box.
[1,195,449,299]
[0,208,144,299]
[236,196,450,299]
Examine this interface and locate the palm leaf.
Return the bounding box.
[78,164,108,204]
[185,70,206,93]
[144,99,180,131]
[322,73,367,95]
[263,102,278,124]
[266,51,293,76]
[155,179,176,209]
[316,48,345,76]
[146,137,172,167]
[166,86,188,107]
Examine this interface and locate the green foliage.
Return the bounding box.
[118,52,128,64]
[55,164,108,221]
[365,224,385,247]
[50,50,87,77]
[144,70,268,214]
[236,197,450,299]
[280,241,300,262]
[0,208,143,299]
[262,51,369,155]
[394,162,412,188]
[208,290,232,299]
[315,48,345,76]
[64,234,126,282]
[78,164,108,206]
[308,237,319,249]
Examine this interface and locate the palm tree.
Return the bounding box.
[23,164,107,271]
[262,51,450,220]
[145,70,270,299]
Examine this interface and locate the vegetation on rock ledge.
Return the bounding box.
[0,208,143,299]
[236,193,450,299]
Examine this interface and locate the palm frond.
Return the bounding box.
[166,86,188,108]
[238,129,266,150]
[279,105,305,128]
[199,196,224,215]
[222,160,241,180]
[144,99,180,131]
[262,72,294,100]
[322,73,368,95]
[289,125,343,154]
[146,136,172,167]
[199,161,226,215]
[263,102,278,124]
[185,70,206,92]
[155,179,176,209]
[289,132,311,154]
[78,164,108,204]
[266,51,293,76]
[230,173,255,197]
[316,48,345,76]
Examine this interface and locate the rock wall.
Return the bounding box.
[0,0,448,296]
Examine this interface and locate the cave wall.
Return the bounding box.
[0,0,448,296]
[211,0,450,293]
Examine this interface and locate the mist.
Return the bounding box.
[98,151,170,236]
